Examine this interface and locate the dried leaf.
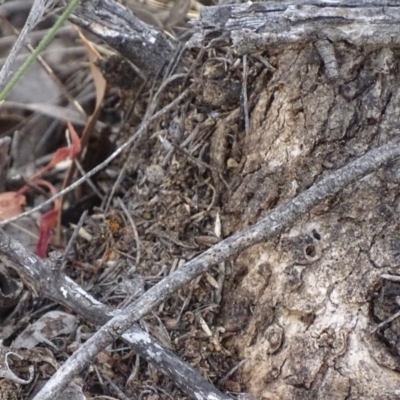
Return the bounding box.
[29,122,81,180]
[198,316,212,337]
[13,311,77,350]
[59,29,107,204]
[1,101,88,126]
[205,272,219,289]
[77,30,106,113]
[0,192,26,220]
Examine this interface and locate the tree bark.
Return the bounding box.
[167,4,400,397]
[188,0,400,52]
[69,0,177,77]
[211,36,400,400]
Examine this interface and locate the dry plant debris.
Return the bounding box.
[3,1,400,400]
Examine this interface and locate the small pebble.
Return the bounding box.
[146,164,165,184]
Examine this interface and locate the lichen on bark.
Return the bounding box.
[217,43,400,399]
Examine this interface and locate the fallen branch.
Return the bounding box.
[68,0,400,79]
[188,0,400,53]
[0,230,233,400]
[69,0,177,77]
[31,136,400,399]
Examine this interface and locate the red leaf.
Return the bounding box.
[34,180,61,258]
[30,122,82,180]
[45,123,81,170]
[44,148,72,171]
[67,121,82,157]
[36,209,58,258]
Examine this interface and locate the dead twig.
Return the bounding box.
[370,274,400,333]
[0,228,233,400]
[118,198,141,266]
[0,137,11,192]
[0,15,86,115]
[60,209,88,272]
[242,54,249,135]
[370,308,400,334]
[0,0,50,88]
[32,136,400,399]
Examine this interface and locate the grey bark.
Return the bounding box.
[69,0,177,77]
[188,1,400,53]
[69,0,400,78]
[212,43,400,400]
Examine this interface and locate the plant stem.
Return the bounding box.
[0,0,81,102]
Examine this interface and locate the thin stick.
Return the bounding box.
[0,16,85,115]
[74,159,103,200]
[60,209,88,271]
[370,309,400,334]
[118,198,141,266]
[32,137,400,400]
[0,137,11,192]
[0,0,47,88]
[242,54,250,135]
[0,0,81,101]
